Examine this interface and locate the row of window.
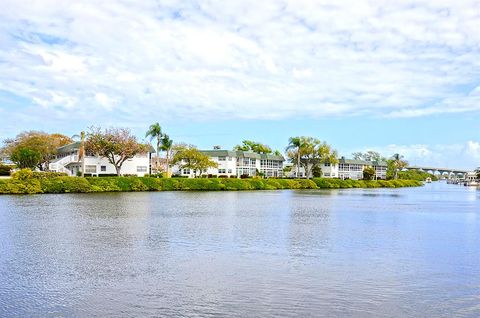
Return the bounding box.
[85,165,148,173]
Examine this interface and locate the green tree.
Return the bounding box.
[363,166,376,180]
[86,127,150,176]
[475,168,480,180]
[287,137,338,178]
[312,166,322,177]
[2,131,72,170]
[352,151,385,162]
[145,123,163,172]
[160,134,174,176]
[286,137,306,177]
[234,140,272,154]
[72,131,86,177]
[10,148,42,169]
[391,153,408,179]
[172,145,217,177]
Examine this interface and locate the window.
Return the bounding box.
[218,156,226,161]
[324,173,330,177]
[228,169,232,173]
[137,166,148,172]
[85,165,97,173]
[228,157,232,161]
[100,166,106,172]
[218,169,226,174]
[183,169,190,174]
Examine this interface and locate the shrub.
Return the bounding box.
[0,175,423,195]
[0,178,42,194]
[40,177,91,193]
[0,164,13,176]
[11,169,34,181]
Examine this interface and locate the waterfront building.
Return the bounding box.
[48,142,153,176]
[171,150,285,178]
[286,157,388,180]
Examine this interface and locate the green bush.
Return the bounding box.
[0,164,13,176]
[40,177,91,193]
[397,170,438,181]
[0,178,42,194]
[0,175,422,195]
[312,178,421,189]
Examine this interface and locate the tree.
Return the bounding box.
[2,131,72,170]
[234,140,273,154]
[145,123,163,172]
[287,137,338,178]
[312,166,322,177]
[172,145,217,177]
[363,166,376,180]
[10,148,42,169]
[475,168,480,180]
[286,137,305,177]
[352,151,385,162]
[391,153,408,179]
[160,134,174,176]
[72,131,86,177]
[85,127,150,176]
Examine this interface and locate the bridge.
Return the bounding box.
[405,166,469,178]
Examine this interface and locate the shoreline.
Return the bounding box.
[0,176,422,195]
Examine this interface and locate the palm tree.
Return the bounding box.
[286,137,304,178]
[72,131,86,177]
[392,153,407,179]
[160,134,174,176]
[145,123,163,172]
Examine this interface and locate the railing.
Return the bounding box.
[49,154,79,176]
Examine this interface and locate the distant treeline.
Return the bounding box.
[0,170,422,194]
[397,170,439,181]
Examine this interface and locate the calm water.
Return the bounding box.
[1,182,479,317]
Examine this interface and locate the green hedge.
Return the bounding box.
[312,178,421,188]
[0,174,422,195]
[397,170,438,181]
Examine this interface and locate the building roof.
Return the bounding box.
[339,157,387,167]
[200,150,239,157]
[57,141,155,154]
[57,141,81,154]
[200,150,284,161]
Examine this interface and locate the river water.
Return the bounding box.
[0,182,479,317]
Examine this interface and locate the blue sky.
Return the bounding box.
[0,0,479,169]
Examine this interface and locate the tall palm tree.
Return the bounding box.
[72,131,86,177]
[160,134,174,176]
[392,153,407,179]
[286,137,304,178]
[145,123,163,171]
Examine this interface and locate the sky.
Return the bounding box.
[0,0,479,169]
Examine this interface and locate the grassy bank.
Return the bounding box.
[0,171,422,194]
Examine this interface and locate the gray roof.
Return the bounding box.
[57,141,155,154]
[57,141,81,154]
[200,150,284,161]
[339,158,387,167]
[200,150,239,157]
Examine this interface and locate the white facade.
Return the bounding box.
[49,142,152,176]
[172,150,284,178]
[286,158,388,180]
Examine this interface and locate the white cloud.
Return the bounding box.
[0,0,479,123]
[355,141,480,170]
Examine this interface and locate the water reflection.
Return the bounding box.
[1,183,479,317]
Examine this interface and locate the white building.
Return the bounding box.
[286,157,388,180]
[172,150,285,178]
[49,142,153,176]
